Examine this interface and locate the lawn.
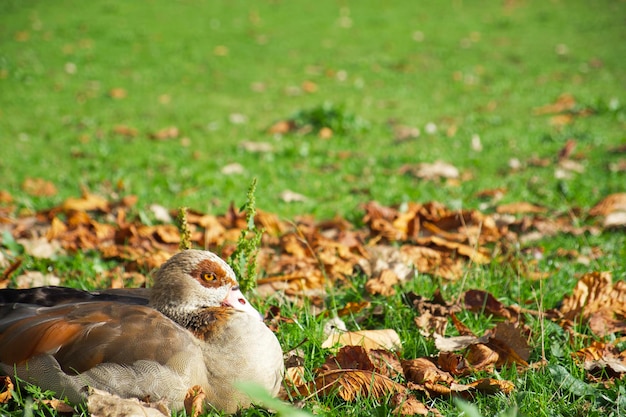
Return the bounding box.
[1,0,625,416]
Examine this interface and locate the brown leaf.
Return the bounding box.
[390,392,433,416]
[22,178,57,197]
[401,357,454,385]
[589,193,626,216]
[463,289,519,321]
[268,119,297,134]
[557,272,626,336]
[322,329,402,351]
[434,334,487,352]
[574,341,626,379]
[401,245,465,280]
[490,322,530,364]
[0,376,13,404]
[402,161,460,180]
[109,88,127,99]
[284,366,308,389]
[41,399,75,415]
[87,387,169,417]
[184,385,206,417]
[15,270,61,288]
[292,369,406,402]
[150,126,179,140]
[1,259,21,285]
[17,237,63,259]
[62,193,109,212]
[465,343,500,370]
[323,346,375,372]
[335,301,371,317]
[533,93,576,115]
[437,352,470,376]
[496,202,547,214]
[451,378,515,395]
[319,127,333,139]
[368,349,404,379]
[112,124,138,137]
[557,139,577,161]
[280,190,308,203]
[414,311,449,337]
[239,140,273,152]
[365,269,399,296]
[550,114,574,127]
[603,212,626,229]
[0,190,13,204]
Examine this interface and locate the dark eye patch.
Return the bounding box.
[190,259,236,288]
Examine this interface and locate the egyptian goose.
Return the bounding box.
[0,250,284,413]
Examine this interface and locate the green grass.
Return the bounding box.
[1,0,625,416]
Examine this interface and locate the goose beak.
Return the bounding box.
[222,286,263,321]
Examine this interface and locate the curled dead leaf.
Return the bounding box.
[401,357,454,386]
[558,271,626,336]
[0,376,13,404]
[465,343,499,370]
[184,385,206,417]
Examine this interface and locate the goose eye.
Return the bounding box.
[202,272,217,282]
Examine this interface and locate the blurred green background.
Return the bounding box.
[1,0,624,219]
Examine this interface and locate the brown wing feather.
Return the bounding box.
[0,302,197,373]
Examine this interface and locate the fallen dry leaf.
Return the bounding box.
[322,329,402,351]
[22,177,57,197]
[463,289,520,321]
[280,190,308,203]
[184,385,206,417]
[150,126,179,140]
[533,93,577,115]
[15,271,61,288]
[268,120,297,135]
[290,369,406,402]
[239,140,273,153]
[87,387,170,417]
[0,376,13,404]
[557,271,626,336]
[589,193,626,218]
[365,269,399,296]
[401,161,460,180]
[434,334,488,352]
[402,357,454,386]
[390,392,432,416]
[557,139,577,161]
[62,193,109,212]
[41,399,75,415]
[112,125,138,137]
[604,211,626,229]
[450,378,515,395]
[496,202,547,214]
[17,237,63,259]
[574,341,626,379]
[109,87,127,99]
[0,190,13,204]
